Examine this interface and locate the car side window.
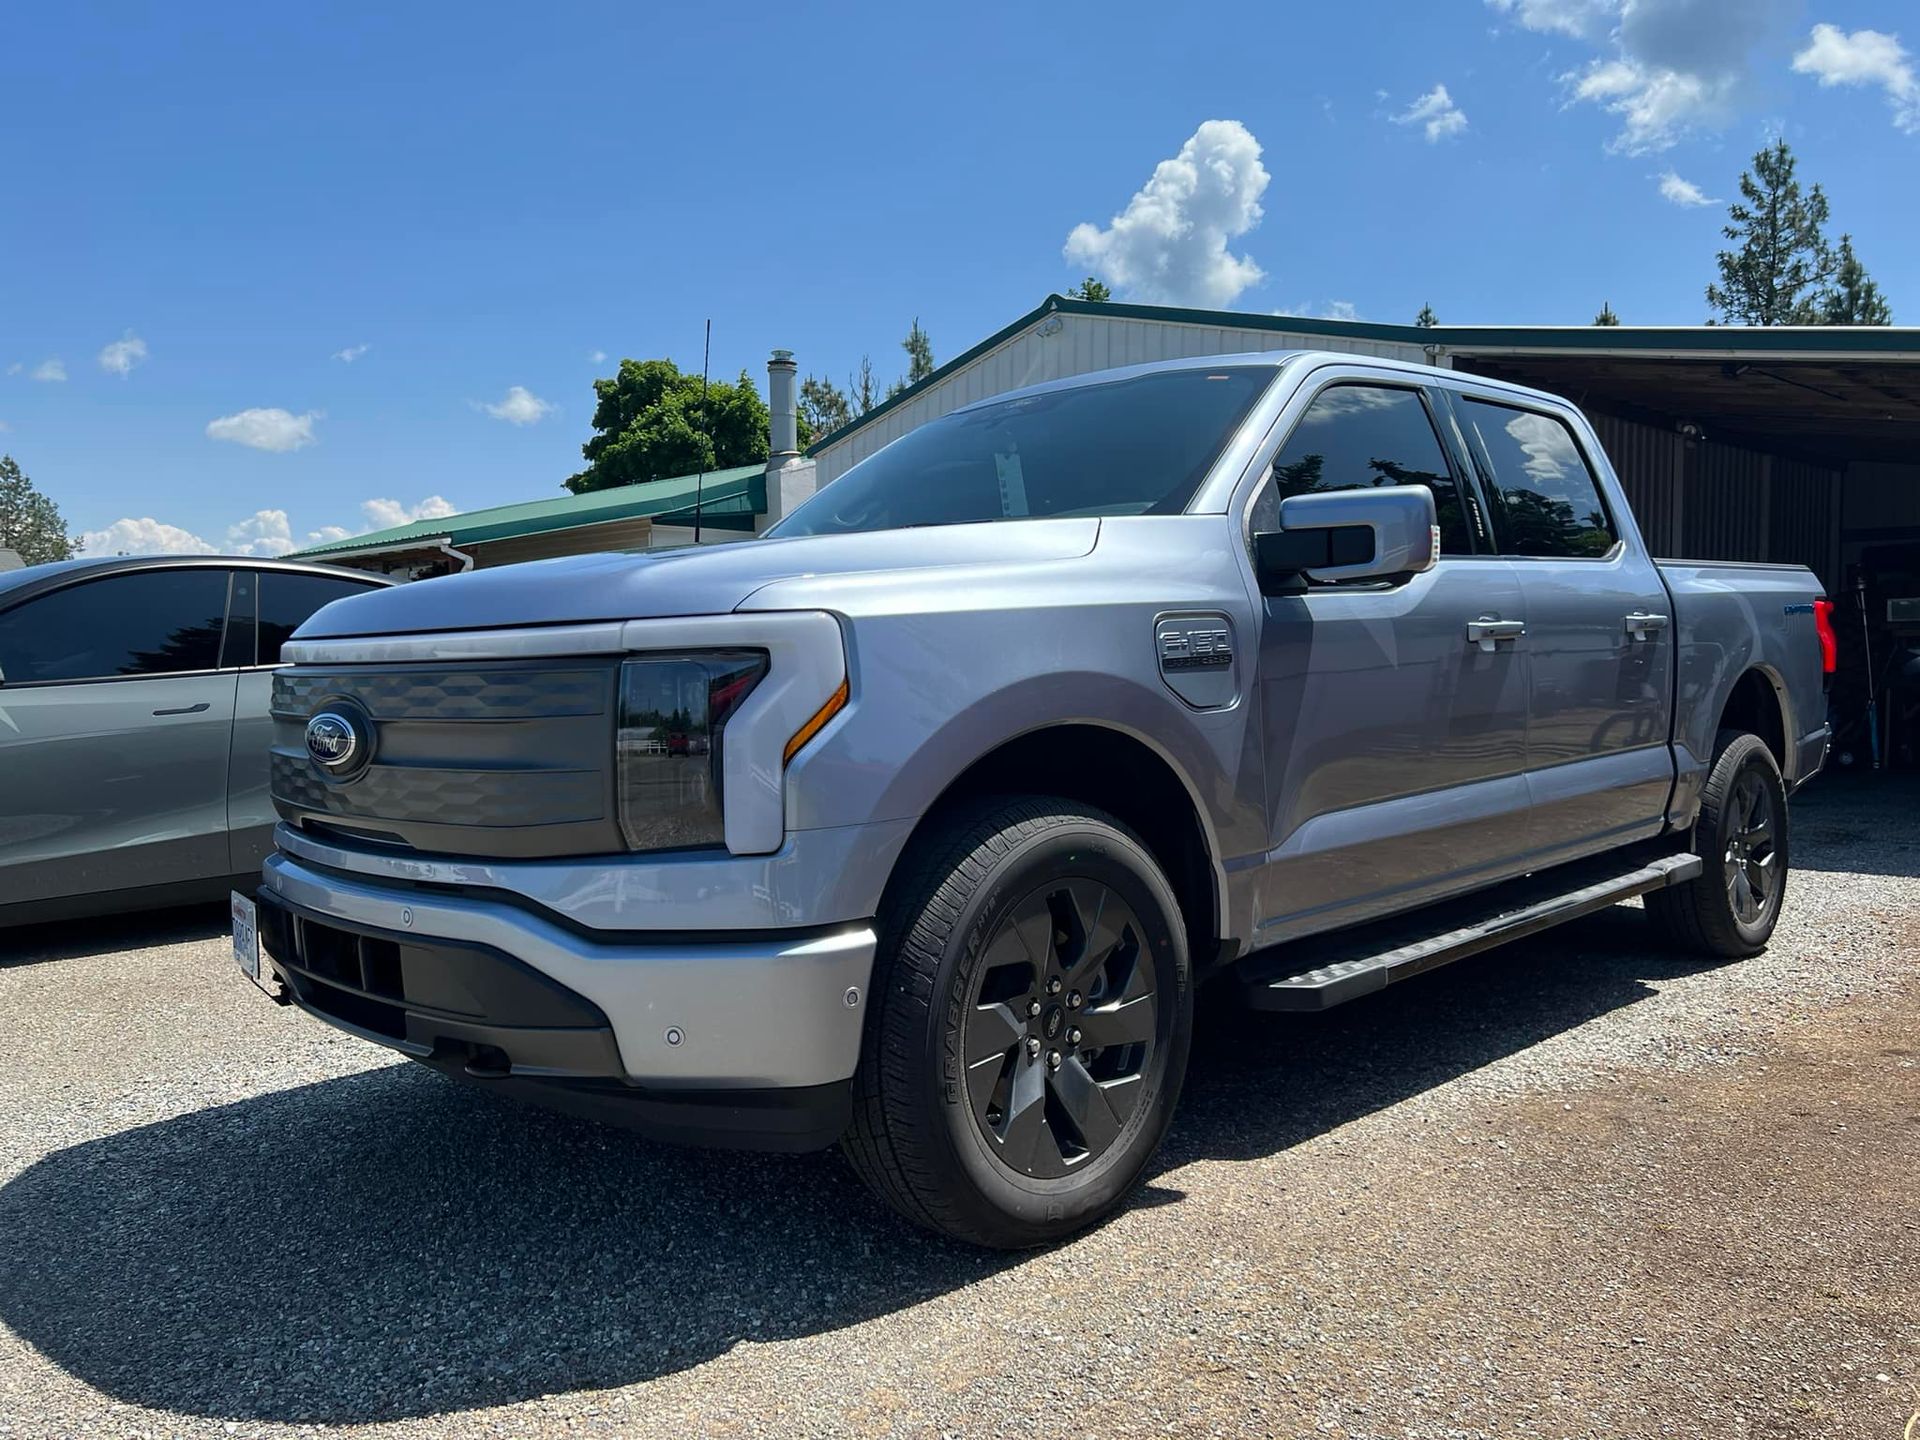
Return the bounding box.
[0,569,232,684]
[255,572,375,665]
[1253,384,1474,555]
[1458,398,1617,559]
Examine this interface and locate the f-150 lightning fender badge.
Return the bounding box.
[1155,613,1238,710]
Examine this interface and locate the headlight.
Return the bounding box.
[616,652,768,851]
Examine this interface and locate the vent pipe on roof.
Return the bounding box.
[768,349,799,461]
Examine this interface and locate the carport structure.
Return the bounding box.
[1443,325,1920,593]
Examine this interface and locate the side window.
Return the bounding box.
[256,572,375,665]
[0,569,231,684]
[1256,384,1474,555]
[1459,398,1617,558]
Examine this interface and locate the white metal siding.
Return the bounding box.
[812,312,1428,485]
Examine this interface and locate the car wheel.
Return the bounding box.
[842,796,1193,1248]
[1646,729,1789,958]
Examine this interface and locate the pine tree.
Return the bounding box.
[1705,140,1837,325]
[0,455,77,565]
[799,375,853,437]
[1819,235,1893,324]
[1414,304,1438,328]
[1593,301,1620,326]
[902,319,935,384]
[849,356,881,417]
[1069,277,1112,302]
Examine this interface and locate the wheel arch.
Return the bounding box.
[883,721,1228,971]
[1718,665,1792,779]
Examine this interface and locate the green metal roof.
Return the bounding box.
[291,464,768,558]
[805,293,1920,455]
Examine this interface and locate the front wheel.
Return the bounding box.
[1646,729,1789,958]
[842,797,1193,1248]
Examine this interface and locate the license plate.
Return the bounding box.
[231,891,271,995]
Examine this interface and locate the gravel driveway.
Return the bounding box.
[1,776,1915,1439]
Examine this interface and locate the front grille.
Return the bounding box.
[269,658,624,859]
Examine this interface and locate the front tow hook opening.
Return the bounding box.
[460,1044,512,1079]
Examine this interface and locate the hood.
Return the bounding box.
[294,519,1102,638]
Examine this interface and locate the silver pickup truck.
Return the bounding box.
[240,351,1833,1246]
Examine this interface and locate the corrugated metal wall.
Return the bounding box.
[1683,440,1768,561]
[1770,454,1841,584]
[812,312,1426,485]
[1588,413,1680,555]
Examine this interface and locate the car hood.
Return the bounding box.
[293,519,1102,637]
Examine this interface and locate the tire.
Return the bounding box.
[1646,729,1790,958]
[842,796,1193,1248]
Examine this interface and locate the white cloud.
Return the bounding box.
[1323,301,1362,321]
[589,349,608,364]
[79,517,215,557]
[480,385,555,425]
[305,524,354,545]
[30,359,66,383]
[1495,0,1795,152]
[332,343,371,363]
[206,407,321,452]
[1062,119,1270,309]
[1394,84,1470,141]
[1486,0,1614,39]
[98,331,148,377]
[223,509,297,557]
[1657,169,1719,205]
[1793,24,1920,133]
[359,495,457,530]
[4,363,20,377]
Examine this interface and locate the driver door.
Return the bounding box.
[1250,376,1532,945]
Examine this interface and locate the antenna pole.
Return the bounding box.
[692,318,711,546]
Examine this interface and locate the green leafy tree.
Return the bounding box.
[1069,277,1112,302]
[566,360,773,495]
[0,454,78,564]
[1706,140,1839,325]
[1414,303,1438,328]
[848,355,882,417]
[800,374,853,438]
[1820,234,1893,324]
[902,318,934,384]
[1593,301,1621,326]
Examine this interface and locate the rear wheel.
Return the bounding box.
[1646,729,1789,958]
[842,797,1192,1248]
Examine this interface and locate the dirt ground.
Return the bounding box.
[0,774,1915,1438]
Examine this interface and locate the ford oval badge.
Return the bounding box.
[305,711,359,770]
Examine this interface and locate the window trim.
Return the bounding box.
[1238,373,1490,563]
[0,564,238,689]
[1447,391,1624,564]
[247,567,384,670]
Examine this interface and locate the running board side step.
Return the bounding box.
[1240,851,1703,1012]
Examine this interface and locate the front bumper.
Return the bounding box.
[259,853,877,1148]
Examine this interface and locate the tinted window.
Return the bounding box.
[1257,385,1474,554]
[256,572,375,665]
[1459,399,1616,558]
[0,569,230,684]
[770,367,1273,536]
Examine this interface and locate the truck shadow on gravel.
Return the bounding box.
[0,908,1734,1423]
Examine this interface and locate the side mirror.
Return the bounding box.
[1253,485,1439,596]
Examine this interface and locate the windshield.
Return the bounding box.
[770,366,1274,537]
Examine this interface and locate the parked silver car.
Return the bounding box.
[0,555,387,925]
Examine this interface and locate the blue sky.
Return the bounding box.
[3,0,1916,555]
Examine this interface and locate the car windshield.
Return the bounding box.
[770,366,1275,537]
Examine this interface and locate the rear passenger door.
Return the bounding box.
[226,568,383,876]
[0,567,238,908]
[1448,392,1674,861]
[1250,373,1532,943]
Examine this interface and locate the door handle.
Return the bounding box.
[1466,618,1525,653]
[1624,612,1670,640]
[152,701,210,716]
